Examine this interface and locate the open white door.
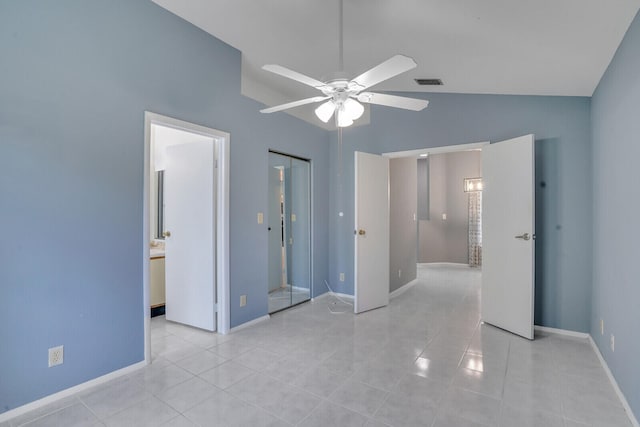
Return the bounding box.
[164,140,216,331]
[354,151,390,314]
[482,134,535,339]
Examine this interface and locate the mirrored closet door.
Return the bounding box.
[268,151,311,313]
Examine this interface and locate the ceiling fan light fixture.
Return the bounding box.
[343,98,364,121]
[336,109,354,127]
[315,100,336,123]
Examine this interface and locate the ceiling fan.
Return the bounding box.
[259,1,429,128]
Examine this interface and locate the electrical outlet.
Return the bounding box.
[398,269,402,278]
[257,213,263,224]
[610,334,615,352]
[240,295,247,307]
[442,213,447,221]
[48,345,64,367]
[600,319,604,335]
[339,273,345,282]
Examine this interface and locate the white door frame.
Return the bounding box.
[143,111,230,363]
[382,141,489,159]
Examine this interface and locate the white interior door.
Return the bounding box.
[354,151,390,314]
[164,140,216,331]
[482,134,535,339]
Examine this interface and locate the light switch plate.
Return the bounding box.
[257,213,263,224]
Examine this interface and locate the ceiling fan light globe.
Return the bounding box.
[336,110,354,127]
[315,100,335,123]
[344,98,365,120]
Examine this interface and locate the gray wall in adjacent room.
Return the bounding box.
[389,157,417,293]
[418,151,482,264]
[418,154,447,262]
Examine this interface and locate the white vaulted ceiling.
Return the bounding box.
[153,0,639,123]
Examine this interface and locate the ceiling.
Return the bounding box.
[152,0,639,125]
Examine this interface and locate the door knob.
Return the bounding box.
[514,233,530,241]
[163,231,171,238]
[358,229,366,236]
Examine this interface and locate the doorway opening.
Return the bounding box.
[267,151,312,314]
[377,136,536,340]
[143,112,230,363]
[381,142,488,298]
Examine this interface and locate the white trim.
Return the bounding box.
[143,111,231,362]
[534,325,589,339]
[216,126,231,335]
[311,292,336,302]
[532,328,638,427]
[588,336,640,427]
[311,291,354,302]
[382,141,490,158]
[0,361,146,423]
[310,292,330,302]
[330,291,354,301]
[143,114,152,363]
[389,278,419,300]
[419,262,472,267]
[228,315,271,333]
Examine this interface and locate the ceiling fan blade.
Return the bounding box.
[351,55,417,90]
[260,96,329,114]
[357,92,429,111]
[262,64,327,89]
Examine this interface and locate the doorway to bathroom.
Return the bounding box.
[267,151,312,314]
[143,112,230,363]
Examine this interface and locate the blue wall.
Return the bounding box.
[328,93,593,333]
[0,0,329,413]
[2,0,637,418]
[591,10,640,418]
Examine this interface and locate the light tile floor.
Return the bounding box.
[268,287,310,314]
[4,264,634,426]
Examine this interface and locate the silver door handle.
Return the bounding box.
[515,233,530,241]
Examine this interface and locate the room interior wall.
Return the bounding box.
[419,154,447,262]
[328,92,592,334]
[418,151,482,264]
[0,0,330,413]
[591,9,640,419]
[389,157,418,292]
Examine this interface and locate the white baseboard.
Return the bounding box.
[313,290,354,301]
[534,325,589,339]
[389,279,418,300]
[228,314,270,333]
[533,326,638,427]
[330,291,354,301]
[311,292,335,302]
[0,360,147,423]
[588,336,639,427]
[418,262,471,267]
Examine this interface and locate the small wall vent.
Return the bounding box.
[415,78,443,86]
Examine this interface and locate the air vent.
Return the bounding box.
[415,78,443,86]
